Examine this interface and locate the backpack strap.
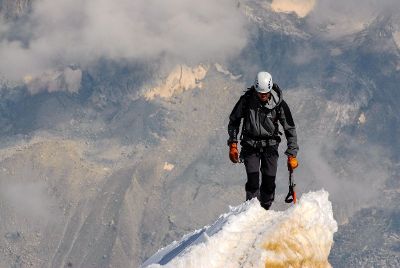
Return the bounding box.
[274,103,281,123]
[273,103,283,136]
[239,87,254,141]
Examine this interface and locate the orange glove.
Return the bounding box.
[229,143,239,163]
[287,156,298,171]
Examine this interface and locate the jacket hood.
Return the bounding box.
[249,84,282,109]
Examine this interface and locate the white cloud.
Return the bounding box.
[291,45,318,65]
[0,0,248,89]
[24,67,82,94]
[306,0,400,38]
[1,182,54,221]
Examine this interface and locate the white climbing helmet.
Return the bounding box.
[254,71,273,93]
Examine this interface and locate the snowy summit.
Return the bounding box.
[142,190,338,268]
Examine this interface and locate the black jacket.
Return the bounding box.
[228,84,299,156]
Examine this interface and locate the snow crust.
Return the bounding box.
[141,190,337,268]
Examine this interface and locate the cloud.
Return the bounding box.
[290,45,319,65]
[1,181,55,222]
[0,0,248,90]
[300,137,390,221]
[24,67,82,94]
[306,0,400,38]
[280,87,391,222]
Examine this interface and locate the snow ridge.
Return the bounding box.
[142,190,338,268]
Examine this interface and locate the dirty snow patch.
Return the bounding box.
[358,113,366,124]
[163,162,175,171]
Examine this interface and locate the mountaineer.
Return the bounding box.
[227,71,299,210]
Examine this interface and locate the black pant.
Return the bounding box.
[242,145,279,208]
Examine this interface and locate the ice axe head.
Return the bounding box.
[285,171,297,204]
[284,186,296,203]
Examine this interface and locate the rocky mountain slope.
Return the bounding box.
[0,0,31,19]
[0,1,399,267]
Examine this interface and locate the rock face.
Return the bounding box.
[0,0,31,19]
[143,65,209,100]
[270,0,316,18]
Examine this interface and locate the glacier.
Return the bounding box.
[142,190,338,268]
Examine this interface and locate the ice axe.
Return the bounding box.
[284,170,297,204]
